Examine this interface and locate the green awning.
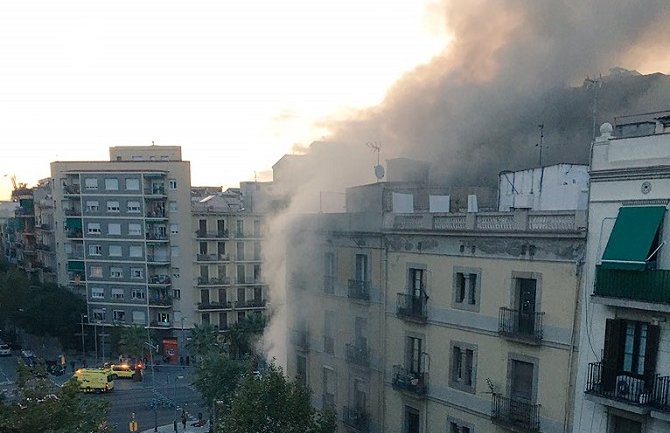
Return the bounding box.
[65,217,82,229]
[601,206,666,270]
[67,261,85,272]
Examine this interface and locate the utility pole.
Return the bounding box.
[80,313,87,357]
[536,123,545,166]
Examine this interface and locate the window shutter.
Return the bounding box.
[643,324,660,388]
[602,318,622,391]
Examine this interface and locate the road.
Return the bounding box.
[0,353,207,433]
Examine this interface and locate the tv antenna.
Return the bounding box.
[585,75,603,142]
[366,141,384,181]
[535,123,545,166]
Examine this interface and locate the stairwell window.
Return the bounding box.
[84,178,98,190]
[452,267,481,312]
[449,341,477,393]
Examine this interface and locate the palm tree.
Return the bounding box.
[187,323,219,360]
[227,314,266,359]
[117,325,148,362]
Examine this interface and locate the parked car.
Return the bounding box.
[0,343,11,356]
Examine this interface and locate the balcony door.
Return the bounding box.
[355,254,368,283]
[516,278,536,335]
[510,360,534,426]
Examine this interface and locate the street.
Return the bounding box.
[0,353,208,433]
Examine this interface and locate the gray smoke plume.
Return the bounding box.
[261,0,670,365]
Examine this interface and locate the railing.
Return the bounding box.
[68,272,86,283]
[63,184,80,194]
[594,266,670,304]
[392,365,427,396]
[145,210,167,218]
[146,233,169,241]
[348,280,370,301]
[198,301,233,310]
[235,299,266,308]
[66,229,83,239]
[323,336,334,354]
[144,187,166,195]
[150,321,171,327]
[342,406,370,432]
[64,208,81,216]
[67,251,84,260]
[498,307,545,343]
[195,229,229,238]
[491,394,541,433]
[292,330,309,351]
[585,362,656,406]
[197,277,231,286]
[396,293,428,323]
[148,275,171,285]
[324,276,335,294]
[39,223,51,231]
[149,297,173,306]
[147,255,170,263]
[655,376,670,412]
[345,344,369,367]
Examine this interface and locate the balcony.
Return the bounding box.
[68,272,86,283]
[64,208,81,216]
[146,255,170,265]
[63,184,80,195]
[195,229,229,239]
[39,223,52,231]
[197,276,231,286]
[392,365,427,396]
[593,266,670,307]
[342,406,370,433]
[144,187,166,196]
[585,362,656,410]
[396,293,428,324]
[345,344,369,368]
[149,297,173,307]
[235,299,266,309]
[36,243,52,252]
[348,280,370,301]
[197,301,233,310]
[196,253,229,262]
[149,320,171,328]
[292,330,309,351]
[655,376,670,413]
[498,307,545,344]
[491,394,541,433]
[67,251,84,260]
[146,233,169,241]
[148,275,171,285]
[65,229,83,239]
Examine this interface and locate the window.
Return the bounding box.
[88,244,102,256]
[236,220,244,237]
[237,311,246,322]
[91,287,105,299]
[610,415,641,433]
[172,289,181,300]
[129,245,143,258]
[128,223,142,236]
[450,342,477,393]
[109,245,122,257]
[237,242,245,260]
[92,309,105,321]
[132,310,146,324]
[202,313,210,325]
[172,267,180,278]
[448,418,472,433]
[108,223,121,235]
[404,406,420,433]
[169,201,177,213]
[199,241,207,255]
[171,246,179,258]
[86,201,99,212]
[125,178,140,190]
[110,267,122,278]
[107,201,120,212]
[90,266,103,278]
[406,336,423,374]
[324,252,335,293]
[409,267,425,297]
[131,268,143,279]
[169,179,177,190]
[84,178,98,189]
[355,254,368,282]
[105,178,119,190]
[237,265,246,284]
[127,201,141,213]
[132,289,146,300]
[170,224,179,235]
[87,223,101,235]
[254,220,261,236]
[452,267,481,312]
[156,312,170,324]
[111,288,124,299]
[324,311,335,354]
[112,310,126,322]
[296,355,307,385]
[322,367,336,409]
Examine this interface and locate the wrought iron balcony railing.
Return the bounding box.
[498,307,545,343]
[585,362,656,406]
[348,280,370,301]
[396,293,428,323]
[345,344,369,367]
[392,365,427,396]
[342,406,370,433]
[491,393,541,433]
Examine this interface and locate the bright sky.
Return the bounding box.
[0,0,447,200]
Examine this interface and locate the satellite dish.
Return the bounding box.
[374,164,385,180]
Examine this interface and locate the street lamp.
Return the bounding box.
[173,374,184,432]
[80,313,87,357]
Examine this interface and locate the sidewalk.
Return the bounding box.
[139,420,210,433]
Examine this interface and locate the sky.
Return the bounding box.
[0,0,448,200]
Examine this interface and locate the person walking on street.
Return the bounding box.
[181,410,187,430]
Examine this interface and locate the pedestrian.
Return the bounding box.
[181,410,187,430]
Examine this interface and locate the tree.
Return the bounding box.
[221,363,336,433]
[226,314,266,359]
[193,353,245,411]
[186,323,219,359]
[0,362,110,433]
[117,325,149,360]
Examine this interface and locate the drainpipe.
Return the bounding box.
[564,258,583,433]
[380,218,388,433]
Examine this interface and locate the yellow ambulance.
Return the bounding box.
[73,368,115,393]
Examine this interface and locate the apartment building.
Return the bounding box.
[192,190,268,331]
[51,146,193,348]
[33,178,57,284]
[286,162,588,433]
[573,113,670,433]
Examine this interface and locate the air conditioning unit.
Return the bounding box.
[615,375,645,402]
